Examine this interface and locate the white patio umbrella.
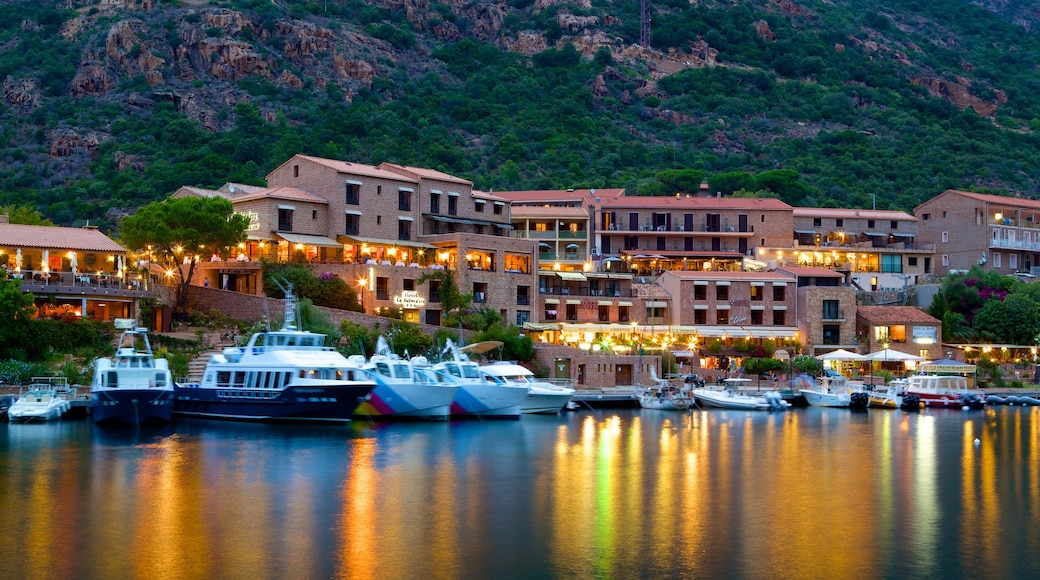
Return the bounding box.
[70,252,78,276]
[866,348,924,362]
[41,249,49,273]
[815,349,867,361]
[117,255,123,278]
[14,248,21,271]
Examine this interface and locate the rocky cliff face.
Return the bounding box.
[0,0,1026,184]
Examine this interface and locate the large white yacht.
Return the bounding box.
[91,318,174,426]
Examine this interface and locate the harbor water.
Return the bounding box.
[1,406,1039,579]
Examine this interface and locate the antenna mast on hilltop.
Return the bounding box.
[639,0,651,48]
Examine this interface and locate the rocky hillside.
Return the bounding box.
[4,0,1040,227]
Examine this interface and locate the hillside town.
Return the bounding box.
[3,153,1038,388]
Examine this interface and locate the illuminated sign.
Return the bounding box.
[393,290,426,309]
[912,326,937,344]
[237,210,261,231]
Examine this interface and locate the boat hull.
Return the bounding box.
[450,384,526,419]
[521,391,574,414]
[8,404,69,422]
[638,394,693,410]
[92,388,174,426]
[693,389,790,411]
[800,389,851,408]
[353,383,460,420]
[173,382,373,423]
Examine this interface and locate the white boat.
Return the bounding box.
[693,387,791,411]
[901,374,985,409]
[798,374,851,408]
[637,367,693,410]
[479,361,575,414]
[430,340,527,419]
[173,286,376,423]
[352,336,461,421]
[91,318,174,426]
[8,378,73,422]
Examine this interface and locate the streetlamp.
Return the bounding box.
[357,277,367,313]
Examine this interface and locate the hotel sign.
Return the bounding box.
[237,210,260,232]
[912,326,937,344]
[393,290,427,309]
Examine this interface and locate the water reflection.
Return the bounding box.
[2,409,1040,577]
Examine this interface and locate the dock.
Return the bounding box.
[571,387,639,409]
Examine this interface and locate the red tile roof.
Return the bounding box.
[777,266,845,278]
[793,207,916,221]
[856,306,939,324]
[378,162,472,186]
[0,223,125,252]
[231,186,329,204]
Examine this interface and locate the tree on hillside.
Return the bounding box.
[121,197,249,317]
[0,204,54,225]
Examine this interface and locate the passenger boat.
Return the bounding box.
[692,385,791,411]
[352,336,460,421]
[90,319,174,426]
[478,361,575,414]
[799,374,851,408]
[8,384,72,426]
[901,374,985,409]
[428,340,527,419]
[173,289,376,423]
[636,367,693,410]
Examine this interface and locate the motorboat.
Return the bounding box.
[637,366,693,410]
[429,340,527,419]
[173,286,376,423]
[478,361,575,414]
[90,318,174,426]
[692,386,791,411]
[8,380,72,422]
[352,336,461,421]
[867,386,903,409]
[901,374,985,409]
[798,374,851,408]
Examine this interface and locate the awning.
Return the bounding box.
[618,301,633,306]
[646,300,669,308]
[794,229,817,235]
[557,272,587,281]
[428,215,475,225]
[275,232,341,247]
[566,299,581,305]
[338,235,435,249]
[598,300,613,306]
[523,322,561,331]
[864,232,887,237]
[891,232,915,238]
[544,298,560,304]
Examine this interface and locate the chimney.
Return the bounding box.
[0,214,8,223]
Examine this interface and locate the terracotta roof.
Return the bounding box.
[597,195,792,210]
[922,189,1040,211]
[496,189,625,204]
[856,305,939,324]
[509,205,588,218]
[793,207,916,221]
[662,270,796,282]
[378,162,472,186]
[284,155,416,182]
[231,186,329,204]
[777,266,845,278]
[0,223,125,252]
